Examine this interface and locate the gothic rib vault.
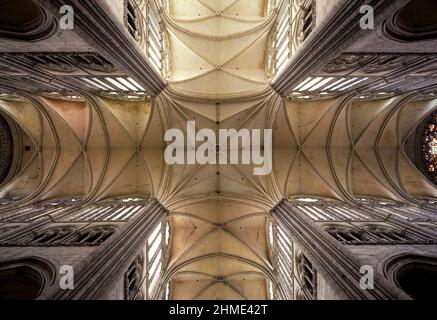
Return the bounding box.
[0,0,283,300]
[1,0,437,300]
[157,0,280,299]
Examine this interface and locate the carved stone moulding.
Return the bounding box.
[353,92,398,101]
[0,257,56,300]
[287,92,339,102]
[0,76,68,93]
[0,112,13,186]
[322,53,433,75]
[322,54,372,73]
[1,53,117,74]
[383,0,437,42]
[383,254,437,300]
[0,0,57,42]
[40,92,85,102]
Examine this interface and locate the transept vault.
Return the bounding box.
[1,0,437,301]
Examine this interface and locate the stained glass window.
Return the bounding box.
[421,111,437,183]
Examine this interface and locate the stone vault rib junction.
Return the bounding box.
[0,0,437,301]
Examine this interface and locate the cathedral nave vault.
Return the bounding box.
[1,0,437,300]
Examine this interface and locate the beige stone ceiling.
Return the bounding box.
[274,96,437,202]
[164,0,273,99]
[156,90,279,299]
[156,0,437,300]
[0,95,163,203]
[156,1,279,299]
[1,0,437,300]
[2,92,436,299]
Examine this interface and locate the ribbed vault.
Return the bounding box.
[155,0,437,300]
[163,200,273,300]
[155,0,279,300]
[1,0,437,302]
[155,89,280,300]
[164,0,274,99]
[274,95,437,203]
[0,95,161,204]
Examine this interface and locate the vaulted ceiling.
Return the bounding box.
[0,0,437,300]
[164,0,274,99]
[274,95,437,203]
[154,0,279,299]
[0,95,162,203]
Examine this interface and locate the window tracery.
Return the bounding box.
[10,53,117,73]
[322,54,370,73]
[124,0,169,78]
[364,226,410,243]
[123,220,167,300]
[288,76,370,98]
[147,222,164,298]
[325,224,431,245]
[126,0,142,41]
[79,76,147,96]
[124,253,145,300]
[292,197,437,224]
[0,199,80,223]
[28,226,77,245]
[420,110,437,185]
[268,0,316,78]
[291,198,437,245]
[0,225,116,247]
[272,221,293,300]
[325,225,366,244]
[64,197,147,222]
[322,54,423,75]
[295,249,317,300]
[300,1,314,41]
[0,197,149,228]
[74,226,115,246]
[270,219,318,300]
